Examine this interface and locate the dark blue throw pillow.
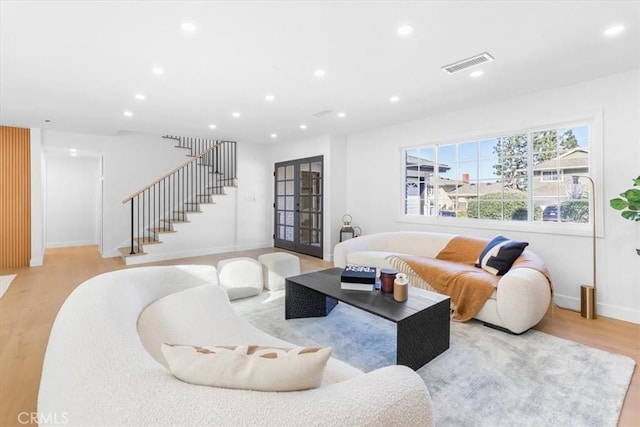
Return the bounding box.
[475,235,529,276]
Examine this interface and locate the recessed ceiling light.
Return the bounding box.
[270,133,278,138]
[300,124,307,130]
[337,112,346,118]
[232,112,241,118]
[390,96,400,103]
[603,25,625,37]
[470,70,484,78]
[123,111,133,117]
[181,22,197,33]
[313,69,326,78]
[69,148,77,153]
[135,93,146,101]
[209,124,217,129]
[152,67,164,75]
[397,25,414,36]
[265,94,275,102]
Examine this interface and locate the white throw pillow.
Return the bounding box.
[161,344,332,391]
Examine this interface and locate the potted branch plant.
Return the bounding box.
[609,175,640,255]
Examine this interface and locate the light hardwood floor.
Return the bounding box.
[1,246,638,426]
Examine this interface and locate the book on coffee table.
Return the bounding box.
[341,266,376,291]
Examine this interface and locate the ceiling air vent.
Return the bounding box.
[312,110,334,118]
[441,52,494,74]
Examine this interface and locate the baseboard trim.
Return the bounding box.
[554,293,639,324]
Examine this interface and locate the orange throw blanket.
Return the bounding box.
[391,236,553,322]
[396,255,498,321]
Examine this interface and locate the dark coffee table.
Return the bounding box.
[285,267,450,370]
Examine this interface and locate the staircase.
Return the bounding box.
[119,136,237,265]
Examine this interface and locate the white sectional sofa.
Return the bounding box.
[334,231,552,334]
[38,265,433,426]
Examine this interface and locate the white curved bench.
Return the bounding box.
[38,265,434,426]
[334,231,552,334]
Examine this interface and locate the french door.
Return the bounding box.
[273,156,323,258]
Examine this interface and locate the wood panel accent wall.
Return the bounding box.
[0,126,31,268]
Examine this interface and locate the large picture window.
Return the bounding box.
[404,124,591,224]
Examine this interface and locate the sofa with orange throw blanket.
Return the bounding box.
[334,232,552,334]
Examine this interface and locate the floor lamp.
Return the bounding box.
[570,175,597,319]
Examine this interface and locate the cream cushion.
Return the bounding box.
[217,257,263,300]
[162,344,332,391]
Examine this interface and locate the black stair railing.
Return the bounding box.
[122,139,237,255]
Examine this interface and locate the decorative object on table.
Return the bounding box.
[353,226,362,237]
[379,268,398,293]
[394,273,409,302]
[340,265,376,291]
[609,174,640,256]
[569,175,597,319]
[339,214,355,242]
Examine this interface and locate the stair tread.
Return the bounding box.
[148,227,177,234]
[174,210,202,214]
[118,247,146,257]
[134,237,162,245]
[173,145,191,150]
[161,218,190,223]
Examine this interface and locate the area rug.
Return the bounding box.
[232,291,635,427]
[0,274,16,299]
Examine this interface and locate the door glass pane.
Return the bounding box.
[285,165,294,179]
[285,181,294,195]
[300,212,309,227]
[277,182,284,195]
[285,196,294,210]
[277,167,285,180]
[285,212,294,226]
[300,196,309,211]
[299,228,309,245]
[277,197,285,210]
[285,226,294,241]
[300,172,311,195]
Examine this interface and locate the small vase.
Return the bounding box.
[394,273,408,302]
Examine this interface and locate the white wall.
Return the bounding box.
[45,152,100,247]
[29,128,44,266]
[343,69,640,323]
[235,142,273,250]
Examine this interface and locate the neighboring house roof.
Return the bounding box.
[533,147,589,171]
[452,182,524,197]
[405,155,450,172]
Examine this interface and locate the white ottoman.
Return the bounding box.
[217,257,263,300]
[258,252,301,291]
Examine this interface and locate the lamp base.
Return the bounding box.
[580,285,597,319]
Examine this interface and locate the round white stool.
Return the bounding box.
[257,252,301,291]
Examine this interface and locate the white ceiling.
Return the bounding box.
[1,1,639,145]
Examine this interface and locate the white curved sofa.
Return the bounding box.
[334,232,552,334]
[38,265,433,426]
